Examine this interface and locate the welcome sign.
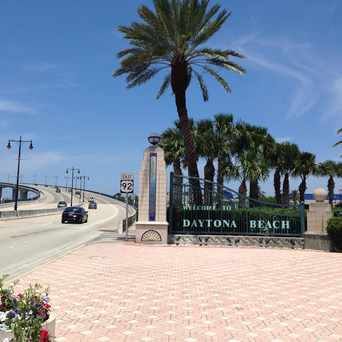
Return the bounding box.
[169,207,302,236]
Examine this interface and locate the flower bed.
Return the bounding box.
[0,276,55,342]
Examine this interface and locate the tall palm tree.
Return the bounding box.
[316,160,338,204]
[277,142,300,207]
[114,0,245,195]
[293,152,316,203]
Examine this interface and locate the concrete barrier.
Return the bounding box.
[0,208,63,220]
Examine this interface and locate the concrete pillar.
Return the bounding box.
[135,137,168,244]
[304,188,332,251]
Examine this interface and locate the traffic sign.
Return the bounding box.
[120,174,134,194]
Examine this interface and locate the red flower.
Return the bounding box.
[43,303,51,309]
[39,329,49,342]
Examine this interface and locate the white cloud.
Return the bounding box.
[0,99,33,114]
[232,34,341,121]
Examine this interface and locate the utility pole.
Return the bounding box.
[6,137,34,211]
[66,168,80,206]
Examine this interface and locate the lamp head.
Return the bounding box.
[6,141,11,149]
[29,141,33,150]
[148,133,161,146]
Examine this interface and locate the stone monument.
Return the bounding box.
[135,133,168,244]
[305,187,332,251]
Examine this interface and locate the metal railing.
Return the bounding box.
[169,173,306,237]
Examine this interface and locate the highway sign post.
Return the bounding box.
[120,174,134,240]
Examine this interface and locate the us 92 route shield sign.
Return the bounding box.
[120,174,134,194]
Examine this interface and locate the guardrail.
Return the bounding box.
[0,208,63,220]
[122,211,138,231]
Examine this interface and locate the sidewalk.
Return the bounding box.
[16,241,342,341]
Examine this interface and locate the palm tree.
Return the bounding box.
[161,122,186,205]
[160,124,185,177]
[277,142,300,207]
[114,0,245,198]
[293,152,316,203]
[196,119,216,204]
[270,143,283,205]
[213,114,235,191]
[316,160,338,204]
[233,123,273,205]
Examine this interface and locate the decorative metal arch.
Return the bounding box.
[141,230,162,242]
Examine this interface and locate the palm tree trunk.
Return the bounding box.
[299,175,306,203]
[204,159,215,205]
[172,58,202,205]
[282,173,290,207]
[173,159,183,206]
[217,157,225,207]
[239,179,247,208]
[173,159,182,177]
[328,176,335,205]
[250,179,259,198]
[274,168,281,204]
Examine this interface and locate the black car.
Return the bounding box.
[61,207,88,224]
[88,200,97,209]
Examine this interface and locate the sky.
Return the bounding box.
[0,0,342,195]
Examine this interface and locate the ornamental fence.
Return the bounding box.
[168,173,306,237]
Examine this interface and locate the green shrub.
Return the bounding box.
[333,208,342,217]
[327,217,342,252]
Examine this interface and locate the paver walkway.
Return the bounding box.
[16,243,342,341]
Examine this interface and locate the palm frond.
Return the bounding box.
[193,70,209,101]
[127,68,162,88]
[190,48,245,60]
[157,73,171,99]
[201,66,231,93]
[206,58,246,74]
[192,10,230,48]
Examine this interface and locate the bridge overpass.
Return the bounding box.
[0,182,40,204]
[0,183,135,278]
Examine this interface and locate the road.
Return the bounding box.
[0,191,128,279]
[1,186,79,211]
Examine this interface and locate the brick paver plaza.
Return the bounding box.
[18,242,342,341]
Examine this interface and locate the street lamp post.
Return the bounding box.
[66,168,80,206]
[78,176,90,202]
[6,137,34,211]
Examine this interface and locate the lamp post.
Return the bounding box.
[6,137,34,211]
[78,176,90,202]
[66,168,80,206]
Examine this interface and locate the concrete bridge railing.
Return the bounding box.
[0,182,41,205]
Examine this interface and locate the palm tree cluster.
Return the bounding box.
[161,114,342,206]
